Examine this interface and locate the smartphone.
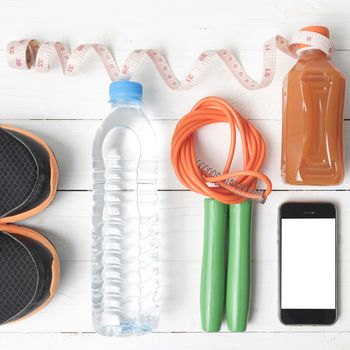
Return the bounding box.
[279,202,337,325]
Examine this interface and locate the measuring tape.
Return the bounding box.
[7,30,334,90]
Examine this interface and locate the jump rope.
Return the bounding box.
[7,28,334,331]
[171,96,272,331]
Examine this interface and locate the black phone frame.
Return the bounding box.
[278,202,337,325]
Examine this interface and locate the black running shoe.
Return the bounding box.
[0,224,60,325]
[0,125,59,223]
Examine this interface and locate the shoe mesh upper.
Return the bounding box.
[0,128,38,217]
[0,232,38,325]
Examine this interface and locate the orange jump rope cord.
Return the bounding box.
[171,97,272,205]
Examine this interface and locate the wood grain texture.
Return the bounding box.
[0,51,349,120]
[1,119,350,191]
[0,0,349,348]
[0,0,349,121]
[0,190,348,334]
[1,333,350,350]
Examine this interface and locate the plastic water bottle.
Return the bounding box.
[92,81,159,336]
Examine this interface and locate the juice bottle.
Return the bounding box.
[281,26,345,185]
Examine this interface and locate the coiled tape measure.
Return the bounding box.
[7,30,334,90]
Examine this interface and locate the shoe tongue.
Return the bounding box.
[0,232,38,325]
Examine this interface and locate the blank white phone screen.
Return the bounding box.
[281,218,336,309]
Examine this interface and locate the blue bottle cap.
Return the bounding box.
[109,81,143,103]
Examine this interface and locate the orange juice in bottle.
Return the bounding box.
[281,26,345,185]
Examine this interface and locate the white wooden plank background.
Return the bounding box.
[0,0,350,349]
